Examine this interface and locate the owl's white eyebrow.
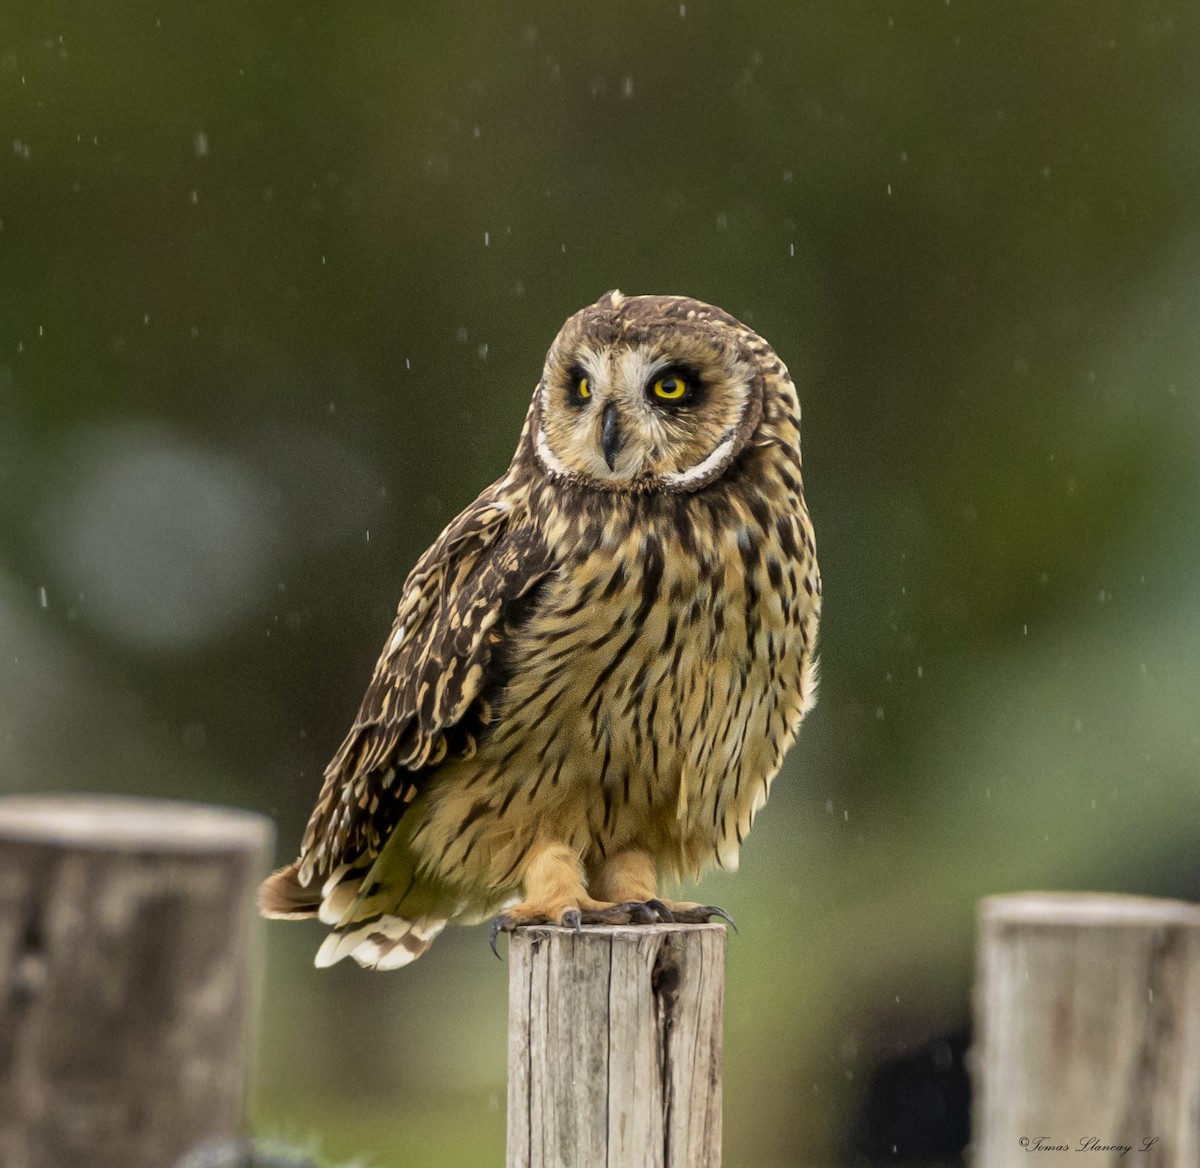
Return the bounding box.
[660,429,737,488]
[535,380,574,478]
[535,424,572,477]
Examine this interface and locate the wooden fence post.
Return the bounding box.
[0,794,272,1168]
[973,892,1200,1167]
[506,922,725,1168]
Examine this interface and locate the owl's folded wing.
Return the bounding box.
[281,485,552,895]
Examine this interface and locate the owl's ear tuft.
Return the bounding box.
[596,288,626,311]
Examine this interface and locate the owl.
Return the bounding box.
[260,291,820,969]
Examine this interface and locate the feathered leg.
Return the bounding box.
[491,839,616,933]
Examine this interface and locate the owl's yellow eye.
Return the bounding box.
[651,374,688,401]
[567,368,591,405]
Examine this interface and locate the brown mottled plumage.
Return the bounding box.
[260,292,821,968]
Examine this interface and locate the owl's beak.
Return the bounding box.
[600,402,622,470]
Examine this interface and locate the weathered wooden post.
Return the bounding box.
[507,922,725,1168]
[973,892,1200,1167]
[0,795,272,1168]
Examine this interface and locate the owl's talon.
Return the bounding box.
[660,903,738,931]
[562,909,583,932]
[489,917,507,958]
[706,905,738,931]
[644,898,675,922]
[709,906,737,932]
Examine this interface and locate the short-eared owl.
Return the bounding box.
[261,292,821,968]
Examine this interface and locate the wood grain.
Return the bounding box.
[507,922,725,1168]
[0,795,272,1168]
[973,892,1200,1168]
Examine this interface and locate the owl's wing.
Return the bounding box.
[294,484,552,888]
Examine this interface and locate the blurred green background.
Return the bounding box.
[3,2,1199,1165]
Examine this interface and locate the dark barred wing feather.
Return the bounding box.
[291,488,551,890]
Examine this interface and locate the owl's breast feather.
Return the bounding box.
[440,470,819,882]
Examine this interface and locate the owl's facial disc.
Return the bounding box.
[536,336,756,491]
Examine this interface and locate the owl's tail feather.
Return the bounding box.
[314,913,446,970]
[258,862,320,920]
[258,859,367,920]
[306,822,455,969]
[261,861,446,968]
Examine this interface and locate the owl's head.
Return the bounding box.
[528,291,791,492]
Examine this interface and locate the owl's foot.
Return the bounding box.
[574,899,678,925]
[650,900,738,930]
[488,896,617,956]
[587,851,734,929]
[488,899,735,952]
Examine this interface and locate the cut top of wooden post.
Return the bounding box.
[0,794,272,855]
[981,890,1200,929]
